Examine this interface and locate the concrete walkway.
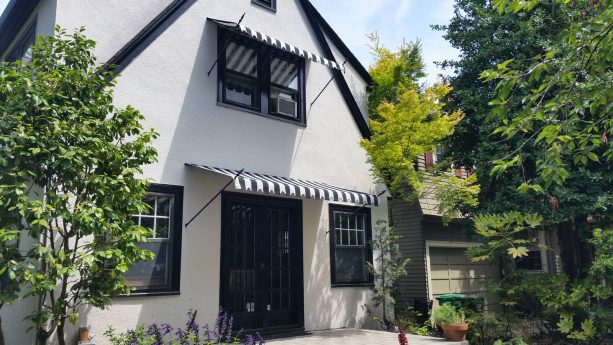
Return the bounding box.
[267,328,468,345]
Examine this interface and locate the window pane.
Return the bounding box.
[143,197,156,215]
[141,217,154,233]
[335,248,368,283]
[226,41,257,77]
[357,231,365,246]
[349,230,357,246]
[335,229,341,245]
[516,250,543,271]
[156,218,170,239]
[271,58,298,89]
[225,73,257,107]
[270,86,298,117]
[157,196,171,217]
[334,213,341,229]
[357,215,364,231]
[126,242,170,289]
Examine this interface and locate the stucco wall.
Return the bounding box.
[22,0,388,344]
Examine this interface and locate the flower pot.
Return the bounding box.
[440,323,469,342]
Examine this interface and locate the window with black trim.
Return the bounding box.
[218,29,305,124]
[329,205,373,286]
[252,0,276,11]
[126,184,183,294]
[6,22,36,63]
[515,231,547,272]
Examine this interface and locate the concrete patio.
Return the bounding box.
[267,328,468,345]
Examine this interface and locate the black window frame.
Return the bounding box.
[6,21,36,63]
[125,183,183,296]
[252,0,276,11]
[329,204,374,287]
[217,28,306,125]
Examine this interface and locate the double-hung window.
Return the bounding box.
[329,205,373,286]
[126,184,183,294]
[218,29,305,124]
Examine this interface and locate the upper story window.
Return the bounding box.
[126,184,183,295]
[6,22,36,63]
[252,0,276,11]
[329,205,373,287]
[218,29,305,124]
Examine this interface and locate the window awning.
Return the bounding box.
[187,164,379,206]
[210,18,345,72]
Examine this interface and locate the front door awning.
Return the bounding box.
[187,163,380,206]
[209,18,345,72]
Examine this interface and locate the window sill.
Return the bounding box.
[216,102,306,128]
[116,290,181,298]
[331,282,374,288]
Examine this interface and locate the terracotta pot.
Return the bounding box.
[440,323,469,342]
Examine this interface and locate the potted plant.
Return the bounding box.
[433,303,469,341]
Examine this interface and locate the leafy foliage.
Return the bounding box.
[468,212,543,265]
[430,172,480,224]
[433,303,465,325]
[367,33,425,121]
[0,27,158,345]
[366,221,411,328]
[361,81,463,199]
[481,0,612,213]
[395,306,434,336]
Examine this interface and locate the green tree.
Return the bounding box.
[366,221,411,328]
[0,27,158,345]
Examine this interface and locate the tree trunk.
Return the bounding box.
[557,218,594,279]
[57,322,66,345]
[0,317,5,345]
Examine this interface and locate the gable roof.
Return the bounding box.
[0,0,372,138]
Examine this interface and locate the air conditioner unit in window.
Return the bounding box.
[277,93,297,117]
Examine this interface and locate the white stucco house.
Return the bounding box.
[0,0,388,344]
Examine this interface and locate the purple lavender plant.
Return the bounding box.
[186,309,200,342]
[146,323,164,345]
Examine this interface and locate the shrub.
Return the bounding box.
[395,306,434,336]
[105,308,264,345]
[433,304,465,325]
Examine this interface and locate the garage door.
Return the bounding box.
[428,247,500,307]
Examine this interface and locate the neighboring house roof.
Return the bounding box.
[0,0,372,138]
[0,0,40,57]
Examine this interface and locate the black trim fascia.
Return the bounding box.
[103,0,196,74]
[0,0,40,58]
[297,0,371,139]
[306,2,371,84]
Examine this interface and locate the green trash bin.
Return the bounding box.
[435,293,483,313]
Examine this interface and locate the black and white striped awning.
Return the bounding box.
[210,18,345,72]
[187,164,379,206]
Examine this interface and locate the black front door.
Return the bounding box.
[220,192,303,332]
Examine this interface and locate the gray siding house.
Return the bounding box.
[393,153,564,312]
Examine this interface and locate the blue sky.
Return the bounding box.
[311,0,459,85]
[0,0,458,84]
